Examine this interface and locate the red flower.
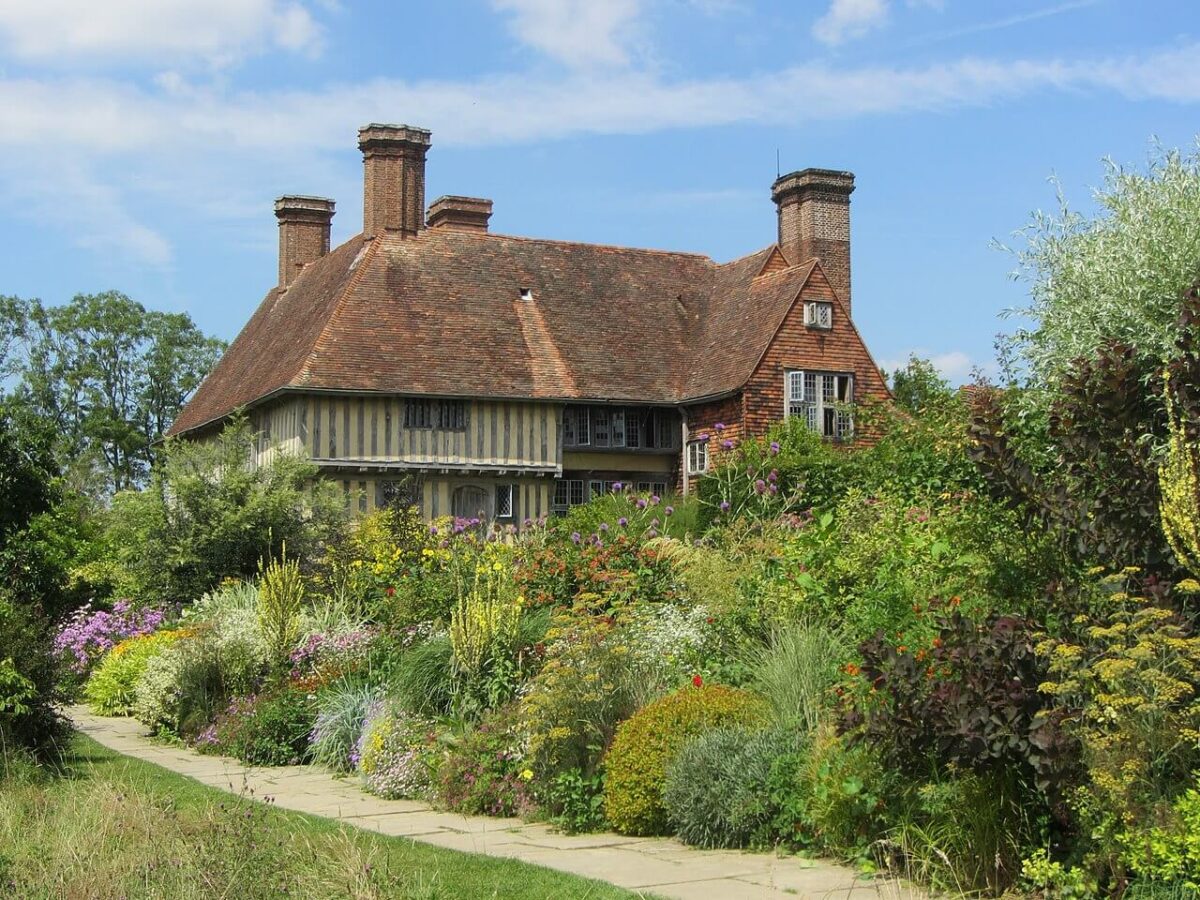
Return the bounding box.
[691,675,703,688]
[705,616,715,625]
[385,586,396,598]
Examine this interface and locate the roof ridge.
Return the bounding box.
[298,236,379,384]
[717,243,777,268]
[423,227,716,261]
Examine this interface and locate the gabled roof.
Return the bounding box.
[169,229,825,436]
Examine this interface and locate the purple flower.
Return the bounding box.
[754,479,767,495]
[719,501,731,512]
[636,498,647,510]
[650,495,660,505]
[617,517,628,527]
[697,432,710,442]
[429,525,439,536]
[523,517,533,527]
[665,506,674,516]
[769,483,779,495]
[767,470,778,483]
[611,482,623,491]
[599,522,609,532]
[646,528,658,538]
[769,441,781,456]
[570,532,582,544]
[715,422,726,432]
[722,439,734,451]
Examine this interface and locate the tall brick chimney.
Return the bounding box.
[358,123,432,238]
[771,169,855,314]
[275,195,335,288]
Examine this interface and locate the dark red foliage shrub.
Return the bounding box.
[840,603,1077,810]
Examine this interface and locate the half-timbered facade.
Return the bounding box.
[169,123,889,527]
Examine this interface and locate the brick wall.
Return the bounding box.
[743,264,889,440]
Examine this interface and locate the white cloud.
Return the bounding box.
[812,0,890,46]
[880,350,993,384]
[2,41,1200,266]
[0,155,172,266]
[6,44,1200,157]
[0,0,323,67]
[490,0,643,68]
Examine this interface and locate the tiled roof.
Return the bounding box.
[169,229,821,436]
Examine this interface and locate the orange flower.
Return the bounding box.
[896,645,908,654]
[844,662,861,677]
[932,637,943,648]
[950,596,962,607]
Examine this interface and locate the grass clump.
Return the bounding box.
[0,732,640,899]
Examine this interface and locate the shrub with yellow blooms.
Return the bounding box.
[449,541,523,717]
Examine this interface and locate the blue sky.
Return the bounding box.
[1,0,1197,383]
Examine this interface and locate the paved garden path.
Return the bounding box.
[71,708,911,900]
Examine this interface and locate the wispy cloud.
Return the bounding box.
[812,0,890,46]
[0,0,324,68]
[490,0,644,69]
[879,349,990,383]
[2,36,1199,266]
[905,0,1101,47]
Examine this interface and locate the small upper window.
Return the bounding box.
[687,439,708,475]
[804,301,833,330]
[436,400,468,431]
[404,399,433,429]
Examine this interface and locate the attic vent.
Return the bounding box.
[519,288,534,301]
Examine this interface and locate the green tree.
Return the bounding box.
[889,355,954,415]
[7,292,225,493]
[97,416,348,605]
[999,143,1200,385]
[0,404,68,759]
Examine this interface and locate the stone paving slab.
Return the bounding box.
[70,708,910,900]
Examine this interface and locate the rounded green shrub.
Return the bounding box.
[602,684,768,836]
[84,630,185,716]
[664,726,801,849]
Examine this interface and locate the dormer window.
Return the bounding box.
[519,287,534,301]
[804,301,833,330]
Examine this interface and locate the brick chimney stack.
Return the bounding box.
[427,196,493,232]
[358,123,432,238]
[275,195,335,288]
[772,169,855,315]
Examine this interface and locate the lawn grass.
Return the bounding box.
[0,732,641,899]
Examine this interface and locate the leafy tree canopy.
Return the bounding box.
[0,291,225,494]
[998,142,1200,386]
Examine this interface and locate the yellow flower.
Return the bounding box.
[520,769,534,781]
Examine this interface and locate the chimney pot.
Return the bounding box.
[772,168,854,315]
[275,195,335,288]
[427,195,493,232]
[358,123,432,238]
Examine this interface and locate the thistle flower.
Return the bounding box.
[767,469,778,483]
[715,423,726,432]
[664,506,674,516]
[754,479,767,494]
[721,439,734,451]
[618,516,628,527]
[719,501,731,512]
[570,532,582,545]
[769,441,780,455]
